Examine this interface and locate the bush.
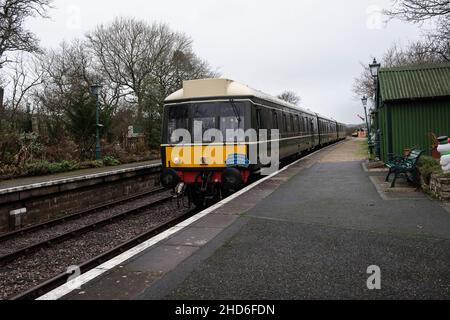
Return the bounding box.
[102,156,120,166]
[48,160,79,174]
[25,160,52,176]
[24,160,79,176]
[79,160,104,169]
[0,164,19,179]
[417,156,444,184]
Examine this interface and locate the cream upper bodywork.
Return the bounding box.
[164,78,339,122]
[165,78,312,113]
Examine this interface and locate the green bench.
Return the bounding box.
[385,149,424,188]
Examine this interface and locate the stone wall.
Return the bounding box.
[429,175,450,200]
[421,174,450,201]
[0,165,161,234]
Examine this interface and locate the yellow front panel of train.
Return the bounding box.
[165,145,248,168]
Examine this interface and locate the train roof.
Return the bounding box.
[165,78,345,125]
[316,113,338,123]
[165,78,315,115]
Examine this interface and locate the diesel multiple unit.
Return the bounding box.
[160,79,346,206]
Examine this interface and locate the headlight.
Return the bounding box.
[173,157,182,165]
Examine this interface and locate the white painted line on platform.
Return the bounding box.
[37,142,342,300]
[0,163,161,195]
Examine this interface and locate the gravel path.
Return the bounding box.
[0,197,190,300]
[319,138,367,163]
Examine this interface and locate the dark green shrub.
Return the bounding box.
[79,160,104,169]
[25,160,52,176]
[102,156,120,166]
[25,160,79,176]
[48,160,79,174]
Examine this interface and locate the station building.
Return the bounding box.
[373,63,450,161]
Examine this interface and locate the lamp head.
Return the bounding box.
[361,96,368,107]
[369,58,381,78]
[90,84,103,95]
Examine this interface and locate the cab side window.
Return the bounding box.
[256,109,262,130]
[272,111,279,130]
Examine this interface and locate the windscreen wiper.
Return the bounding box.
[229,99,241,123]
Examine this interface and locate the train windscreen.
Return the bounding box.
[166,102,246,144]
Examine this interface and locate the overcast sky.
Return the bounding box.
[28,0,423,123]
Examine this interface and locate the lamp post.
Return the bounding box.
[361,96,370,141]
[369,58,381,159]
[90,84,103,160]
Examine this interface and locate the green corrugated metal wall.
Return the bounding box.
[379,100,450,160]
[378,107,387,161]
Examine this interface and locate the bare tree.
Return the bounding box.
[87,18,218,124]
[277,91,301,105]
[353,41,448,100]
[148,33,219,120]
[353,64,375,101]
[385,0,450,22]
[385,0,450,61]
[0,0,52,68]
[3,52,44,115]
[37,40,100,114]
[426,15,450,61]
[87,18,171,123]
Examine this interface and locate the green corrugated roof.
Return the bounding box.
[379,63,450,102]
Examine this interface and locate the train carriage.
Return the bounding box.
[160,79,346,206]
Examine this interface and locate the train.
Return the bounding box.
[160,79,347,206]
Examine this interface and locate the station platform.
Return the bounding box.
[46,139,450,300]
[0,160,161,194]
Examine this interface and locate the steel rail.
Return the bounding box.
[0,187,166,243]
[10,208,198,300]
[0,192,173,265]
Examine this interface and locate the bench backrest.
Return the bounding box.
[406,149,423,166]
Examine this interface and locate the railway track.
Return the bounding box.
[0,187,166,243]
[0,186,196,300]
[0,189,173,265]
[11,207,198,300]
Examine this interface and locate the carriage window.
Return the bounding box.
[295,115,300,133]
[168,105,189,143]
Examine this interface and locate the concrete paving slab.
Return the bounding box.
[369,176,427,201]
[66,268,163,300]
[126,245,199,272]
[165,227,224,247]
[192,214,239,229]
[165,218,450,300]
